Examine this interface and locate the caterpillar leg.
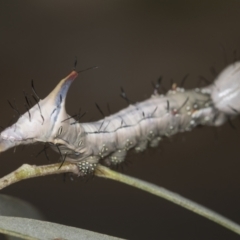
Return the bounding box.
[76,156,100,176]
[134,140,148,153]
[104,149,127,166]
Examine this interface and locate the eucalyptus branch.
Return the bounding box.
[96,165,240,236]
[0,162,239,236]
[0,162,79,190]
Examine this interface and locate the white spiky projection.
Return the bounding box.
[0,62,239,176]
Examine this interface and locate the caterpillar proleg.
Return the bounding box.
[0,62,239,176]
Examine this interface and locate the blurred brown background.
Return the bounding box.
[0,1,240,239]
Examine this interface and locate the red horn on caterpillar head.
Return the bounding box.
[0,71,78,153]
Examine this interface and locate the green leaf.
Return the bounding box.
[0,216,124,240]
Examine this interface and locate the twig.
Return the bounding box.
[0,163,240,236]
[0,162,79,190]
[96,165,240,236]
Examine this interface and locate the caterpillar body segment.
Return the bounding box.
[0,62,239,176]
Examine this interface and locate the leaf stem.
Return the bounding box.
[96,165,240,236]
[0,163,240,236]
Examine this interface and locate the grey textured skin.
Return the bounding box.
[1,62,239,176]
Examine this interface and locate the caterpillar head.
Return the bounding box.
[0,71,78,152]
[211,61,240,115]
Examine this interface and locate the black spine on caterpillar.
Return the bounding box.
[0,62,238,176]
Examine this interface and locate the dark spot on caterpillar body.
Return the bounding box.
[1,62,240,176]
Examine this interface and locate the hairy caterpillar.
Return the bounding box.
[0,62,239,176]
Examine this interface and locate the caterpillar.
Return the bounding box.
[0,61,239,176]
